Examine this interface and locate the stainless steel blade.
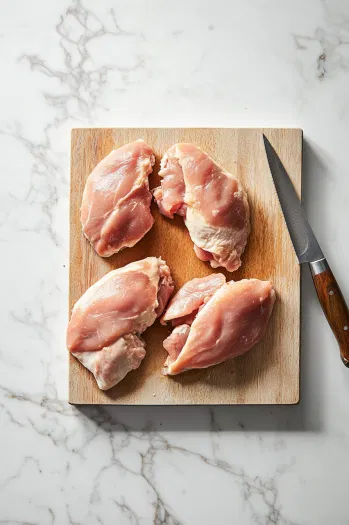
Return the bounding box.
[263,134,324,264]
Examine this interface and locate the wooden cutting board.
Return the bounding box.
[69,128,302,405]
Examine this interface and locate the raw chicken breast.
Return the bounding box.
[161,273,226,326]
[163,325,190,363]
[154,143,250,272]
[76,335,146,391]
[81,140,155,257]
[163,278,275,375]
[67,257,174,390]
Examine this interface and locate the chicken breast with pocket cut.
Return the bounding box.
[162,278,275,375]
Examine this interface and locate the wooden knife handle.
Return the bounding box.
[310,259,349,366]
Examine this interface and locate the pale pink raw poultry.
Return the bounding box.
[162,277,275,375]
[67,257,174,390]
[81,140,155,257]
[161,273,226,327]
[153,143,250,272]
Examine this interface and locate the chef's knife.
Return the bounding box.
[263,134,349,366]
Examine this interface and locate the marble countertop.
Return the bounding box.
[2,0,349,523]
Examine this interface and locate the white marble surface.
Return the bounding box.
[1,0,349,523]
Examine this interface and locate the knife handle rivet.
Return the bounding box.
[344,326,348,331]
[329,290,334,296]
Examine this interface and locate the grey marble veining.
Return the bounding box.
[1,0,349,523]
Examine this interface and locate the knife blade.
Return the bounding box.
[263,134,349,366]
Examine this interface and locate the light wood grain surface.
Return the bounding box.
[69,128,302,405]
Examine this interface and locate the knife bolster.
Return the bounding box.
[310,258,329,276]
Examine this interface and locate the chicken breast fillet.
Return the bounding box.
[161,273,226,326]
[67,257,174,390]
[162,278,275,375]
[81,140,155,257]
[154,143,250,272]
